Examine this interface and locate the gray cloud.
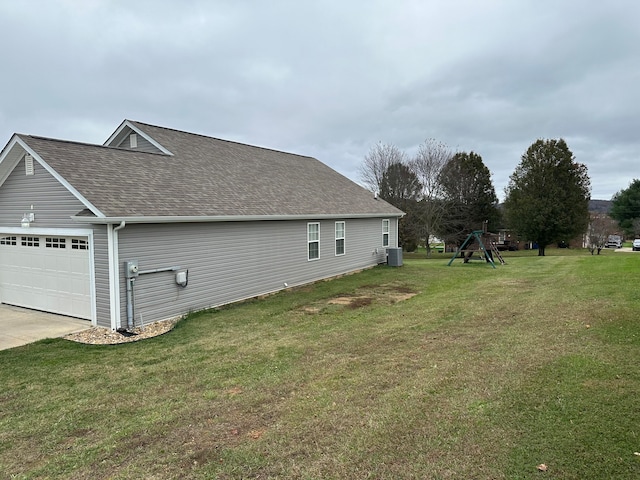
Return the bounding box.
[2,0,639,201]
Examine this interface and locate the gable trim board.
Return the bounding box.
[0,136,105,218]
[104,119,173,155]
[0,120,403,330]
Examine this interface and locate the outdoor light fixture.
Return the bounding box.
[20,211,35,228]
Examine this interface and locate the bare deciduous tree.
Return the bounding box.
[587,213,616,255]
[359,142,406,193]
[411,139,452,255]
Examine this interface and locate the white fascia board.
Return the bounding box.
[0,134,18,162]
[14,136,106,218]
[0,135,23,187]
[0,226,94,236]
[71,213,405,224]
[104,120,173,156]
[103,119,130,146]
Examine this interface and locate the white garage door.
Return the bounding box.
[0,234,91,319]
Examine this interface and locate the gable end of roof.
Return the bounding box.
[104,120,173,155]
[0,135,106,218]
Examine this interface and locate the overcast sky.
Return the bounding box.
[1,0,639,200]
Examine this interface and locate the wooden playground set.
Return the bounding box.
[447,224,506,269]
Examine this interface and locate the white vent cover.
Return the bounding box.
[25,154,34,176]
[129,133,137,148]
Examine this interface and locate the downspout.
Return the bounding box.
[112,221,126,330]
[114,220,126,233]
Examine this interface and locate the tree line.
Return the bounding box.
[360,138,591,256]
[610,179,640,238]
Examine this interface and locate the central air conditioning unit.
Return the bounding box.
[387,247,403,267]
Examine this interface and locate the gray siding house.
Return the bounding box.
[0,120,403,330]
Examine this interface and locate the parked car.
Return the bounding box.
[605,235,622,249]
[633,239,640,251]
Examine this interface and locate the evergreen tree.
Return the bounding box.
[438,151,500,244]
[504,139,590,256]
[610,179,640,237]
[379,162,422,206]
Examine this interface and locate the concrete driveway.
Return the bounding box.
[0,304,90,350]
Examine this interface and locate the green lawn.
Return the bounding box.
[1,250,639,479]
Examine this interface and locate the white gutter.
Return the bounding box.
[72,212,405,224]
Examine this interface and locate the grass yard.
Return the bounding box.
[1,250,639,479]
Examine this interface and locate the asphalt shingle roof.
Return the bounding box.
[19,121,402,219]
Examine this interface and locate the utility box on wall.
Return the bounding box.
[387,247,403,267]
[125,260,139,278]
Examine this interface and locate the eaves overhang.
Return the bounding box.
[71,212,405,224]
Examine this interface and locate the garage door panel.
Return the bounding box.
[17,267,41,288]
[23,253,38,269]
[0,235,91,319]
[70,257,87,274]
[46,256,63,271]
[70,276,90,295]
[44,271,60,290]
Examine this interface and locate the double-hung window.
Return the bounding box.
[335,221,345,256]
[382,219,390,247]
[308,222,320,260]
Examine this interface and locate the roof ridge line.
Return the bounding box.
[128,120,316,159]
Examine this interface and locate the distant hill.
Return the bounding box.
[589,199,612,214]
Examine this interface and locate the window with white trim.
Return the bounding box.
[45,237,66,248]
[335,221,345,256]
[71,238,88,250]
[21,236,40,247]
[308,222,320,260]
[382,219,390,247]
[0,236,17,245]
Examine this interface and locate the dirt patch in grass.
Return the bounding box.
[346,297,374,309]
[301,283,417,313]
[328,296,357,305]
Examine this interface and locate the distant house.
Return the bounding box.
[0,120,403,330]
